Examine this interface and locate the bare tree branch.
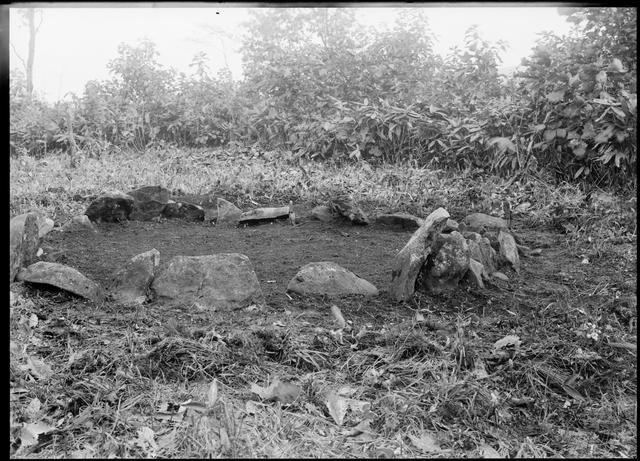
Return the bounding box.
[9,41,27,73]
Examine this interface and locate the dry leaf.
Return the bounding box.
[219,427,231,450]
[346,420,375,442]
[493,335,521,351]
[325,391,348,425]
[408,432,443,453]
[28,314,38,328]
[245,400,260,415]
[331,305,346,329]
[250,378,301,404]
[207,380,219,407]
[179,399,208,414]
[479,443,504,458]
[25,398,42,419]
[20,422,55,447]
[136,426,158,452]
[25,356,53,380]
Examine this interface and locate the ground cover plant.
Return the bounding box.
[9,148,637,458]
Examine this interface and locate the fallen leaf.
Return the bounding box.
[250,378,301,404]
[493,335,521,351]
[207,380,219,407]
[136,426,158,452]
[24,356,53,380]
[331,305,346,329]
[20,422,55,447]
[28,314,38,328]
[178,399,208,414]
[25,398,42,419]
[478,443,504,458]
[245,400,260,415]
[325,391,348,425]
[408,432,444,453]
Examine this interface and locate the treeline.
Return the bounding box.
[9,7,637,189]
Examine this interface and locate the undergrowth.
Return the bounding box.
[9,148,637,458]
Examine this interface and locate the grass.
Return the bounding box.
[10,147,637,458]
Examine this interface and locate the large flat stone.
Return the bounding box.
[109,249,160,305]
[287,261,378,297]
[152,254,263,310]
[16,261,103,302]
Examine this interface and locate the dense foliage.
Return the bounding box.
[9,7,637,190]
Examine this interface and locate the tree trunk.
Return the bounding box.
[26,9,36,100]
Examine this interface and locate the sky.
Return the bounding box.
[9,4,572,103]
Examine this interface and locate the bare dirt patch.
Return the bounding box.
[11,202,637,458]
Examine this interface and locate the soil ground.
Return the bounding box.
[12,201,637,458]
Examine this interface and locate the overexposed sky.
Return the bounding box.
[9,4,571,102]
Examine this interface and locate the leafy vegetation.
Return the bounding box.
[10,7,636,191]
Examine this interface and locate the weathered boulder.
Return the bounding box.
[498,229,520,274]
[130,199,167,221]
[418,231,470,293]
[62,215,98,233]
[492,271,509,281]
[162,201,204,221]
[462,213,508,232]
[239,206,290,225]
[465,232,497,275]
[204,208,218,222]
[10,212,40,283]
[375,213,423,230]
[16,261,103,302]
[443,218,460,233]
[466,258,485,289]
[126,185,171,204]
[287,261,378,297]
[388,207,450,302]
[152,254,263,310]
[12,212,54,238]
[109,249,160,305]
[85,192,135,222]
[310,205,338,223]
[217,198,242,227]
[329,195,369,225]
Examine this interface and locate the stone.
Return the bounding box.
[239,206,290,225]
[152,254,263,310]
[462,213,509,232]
[204,208,218,222]
[109,249,160,305]
[375,213,423,230]
[16,261,103,302]
[217,198,242,227]
[130,199,167,221]
[498,229,520,274]
[62,215,98,234]
[465,232,497,274]
[162,201,204,221]
[12,212,54,238]
[443,218,459,233]
[329,195,369,225]
[419,231,470,293]
[126,185,171,204]
[85,192,135,222]
[10,212,40,283]
[310,205,338,223]
[287,261,378,297]
[388,207,450,302]
[466,258,485,288]
[492,271,509,281]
